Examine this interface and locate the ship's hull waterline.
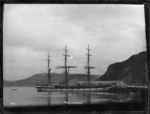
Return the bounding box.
[35,86,110,92]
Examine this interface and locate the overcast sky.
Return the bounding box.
[3,4,146,81]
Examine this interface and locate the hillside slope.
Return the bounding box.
[4,73,98,87]
[97,51,147,85]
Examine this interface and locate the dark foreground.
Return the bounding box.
[3,100,148,114]
[3,87,148,114]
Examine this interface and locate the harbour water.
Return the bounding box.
[3,87,144,107]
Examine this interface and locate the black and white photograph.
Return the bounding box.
[2,3,148,114]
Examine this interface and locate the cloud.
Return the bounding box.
[3,4,146,80]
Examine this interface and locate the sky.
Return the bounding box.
[3,4,146,81]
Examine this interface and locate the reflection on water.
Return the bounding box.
[3,87,143,107]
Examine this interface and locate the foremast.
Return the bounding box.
[57,46,77,89]
[84,44,95,89]
[47,52,51,85]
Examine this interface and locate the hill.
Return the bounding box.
[96,51,147,85]
[4,73,98,87]
[4,51,147,87]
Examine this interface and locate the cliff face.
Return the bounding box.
[97,52,147,85]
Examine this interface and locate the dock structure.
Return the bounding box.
[56,46,77,89]
[84,45,95,89]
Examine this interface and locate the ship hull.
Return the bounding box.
[35,86,109,92]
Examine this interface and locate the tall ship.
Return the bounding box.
[36,45,117,92]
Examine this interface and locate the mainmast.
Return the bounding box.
[57,46,77,89]
[64,46,68,85]
[47,52,51,85]
[84,44,95,88]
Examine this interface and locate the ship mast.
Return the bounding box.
[57,46,77,89]
[84,44,95,88]
[47,52,51,85]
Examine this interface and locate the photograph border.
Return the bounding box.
[0,0,149,114]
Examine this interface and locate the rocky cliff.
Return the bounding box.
[97,52,147,85]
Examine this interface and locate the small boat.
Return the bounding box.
[11,88,17,90]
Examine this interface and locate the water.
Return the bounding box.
[3,87,142,107]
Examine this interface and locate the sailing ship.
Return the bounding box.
[36,45,116,92]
